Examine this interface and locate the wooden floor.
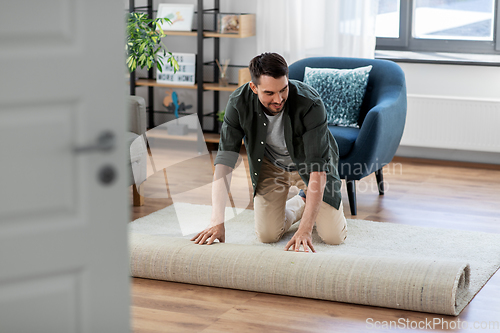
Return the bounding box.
[130,153,500,333]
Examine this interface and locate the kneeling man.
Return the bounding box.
[191,52,347,252]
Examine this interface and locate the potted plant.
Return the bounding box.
[217,109,225,133]
[127,12,187,135]
[126,12,179,73]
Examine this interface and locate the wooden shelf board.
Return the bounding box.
[133,80,239,92]
[162,31,198,37]
[203,133,221,144]
[147,131,224,146]
[204,14,256,39]
[203,83,239,92]
[146,131,220,144]
[157,31,254,38]
[203,133,244,145]
[134,79,198,89]
[203,32,255,38]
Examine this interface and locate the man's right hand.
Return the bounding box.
[190,223,225,245]
[192,164,231,246]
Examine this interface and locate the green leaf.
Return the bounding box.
[126,11,176,71]
[167,56,180,73]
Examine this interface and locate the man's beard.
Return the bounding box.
[263,99,286,115]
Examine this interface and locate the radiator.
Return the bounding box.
[400,94,500,153]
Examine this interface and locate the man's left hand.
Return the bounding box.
[284,229,316,253]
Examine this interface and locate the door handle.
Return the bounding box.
[74,131,115,153]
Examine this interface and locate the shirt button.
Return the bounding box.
[254,172,257,176]
[252,183,255,186]
[264,123,267,126]
[261,141,264,145]
[258,159,261,162]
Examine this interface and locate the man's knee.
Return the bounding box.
[321,233,347,245]
[255,225,283,243]
[319,224,347,245]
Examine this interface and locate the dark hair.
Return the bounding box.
[249,53,288,85]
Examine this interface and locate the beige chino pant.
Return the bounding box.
[254,157,347,245]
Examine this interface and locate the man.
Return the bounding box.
[191,52,347,252]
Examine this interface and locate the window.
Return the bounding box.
[376,0,500,54]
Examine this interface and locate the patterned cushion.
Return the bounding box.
[304,65,372,128]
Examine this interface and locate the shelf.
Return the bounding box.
[145,110,219,117]
[142,130,220,145]
[203,83,239,92]
[148,110,192,116]
[203,133,243,146]
[204,31,255,38]
[209,14,256,38]
[163,31,198,37]
[130,0,255,131]
[134,79,239,92]
[160,30,255,38]
[203,133,221,144]
[135,79,198,89]
[159,14,255,39]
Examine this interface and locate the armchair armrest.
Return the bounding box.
[128,96,147,135]
[344,84,407,172]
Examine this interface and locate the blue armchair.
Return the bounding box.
[289,57,407,215]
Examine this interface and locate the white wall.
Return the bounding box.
[401,62,500,99]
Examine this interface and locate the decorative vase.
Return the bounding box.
[219,73,228,87]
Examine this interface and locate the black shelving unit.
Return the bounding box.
[129,0,253,133]
[129,0,155,126]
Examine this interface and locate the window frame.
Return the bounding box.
[376,0,500,54]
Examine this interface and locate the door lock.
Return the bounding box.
[98,165,117,185]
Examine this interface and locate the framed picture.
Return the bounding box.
[157,3,194,31]
[218,14,240,34]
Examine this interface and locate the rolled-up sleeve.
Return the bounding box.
[301,99,337,174]
[214,101,244,169]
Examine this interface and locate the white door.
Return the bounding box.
[0,1,130,332]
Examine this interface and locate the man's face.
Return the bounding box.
[250,75,289,116]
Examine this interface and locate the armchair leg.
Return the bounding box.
[346,180,357,216]
[132,184,144,206]
[375,168,385,195]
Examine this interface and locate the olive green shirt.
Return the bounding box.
[214,79,342,209]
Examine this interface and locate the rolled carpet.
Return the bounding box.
[130,234,470,316]
[129,203,500,316]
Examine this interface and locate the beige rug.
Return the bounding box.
[129,203,500,316]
